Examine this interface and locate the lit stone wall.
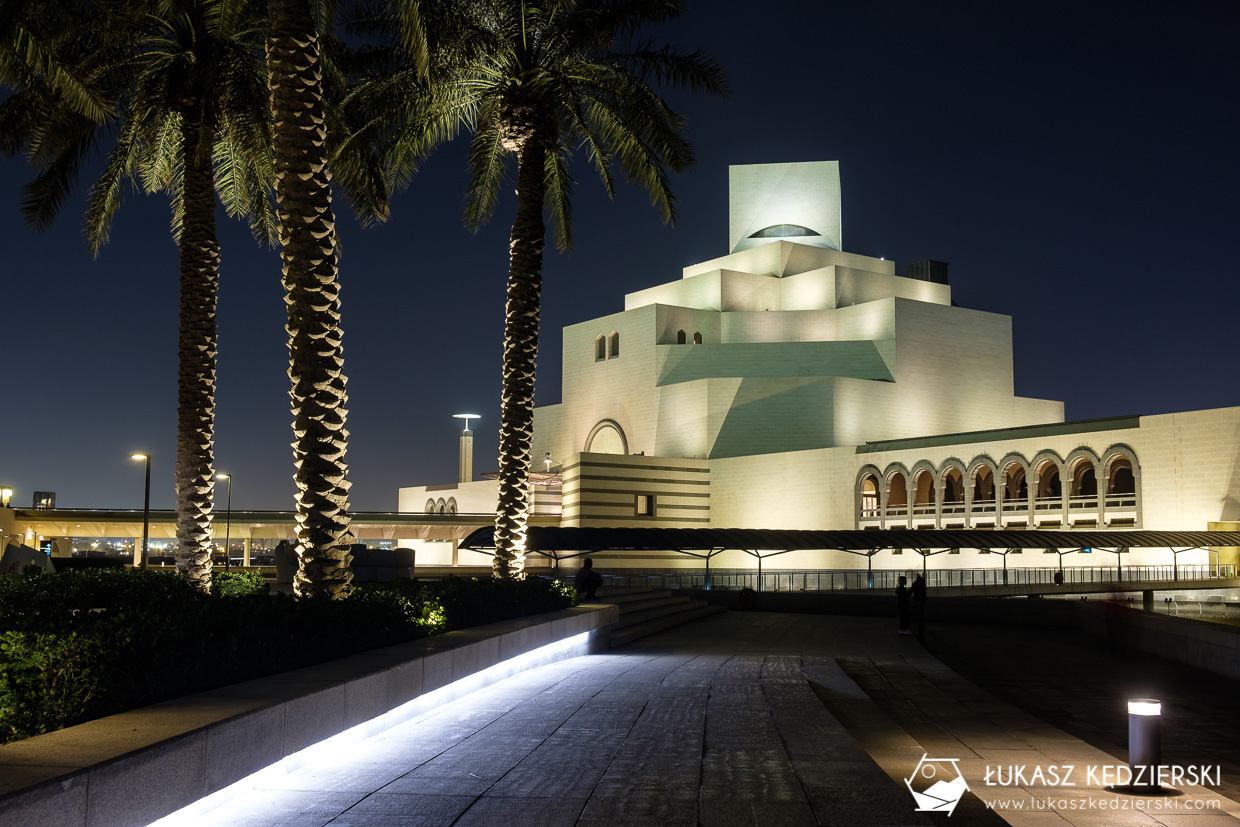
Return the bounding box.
[681,242,896,283]
[560,452,709,528]
[395,479,499,566]
[728,162,843,253]
[1134,408,1240,529]
[839,406,1240,568]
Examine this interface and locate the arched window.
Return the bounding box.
[749,224,821,239]
[914,471,934,513]
[425,499,436,514]
[595,334,606,361]
[609,331,620,358]
[1036,464,1061,500]
[887,472,908,515]
[692,331,703,344]
[435,498,447,515]
[943,469,964,509]
[446,497,458,516]
[1002,465,1027,509]
[972,466,995,505]
[1110,463,1135,495]
[1071,461,1097,498]
[861,476,879,516]
[676,329,686,344]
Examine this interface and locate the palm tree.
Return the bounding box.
[266,0,356,598]
[359,0,725,578]
[1,0,276,588]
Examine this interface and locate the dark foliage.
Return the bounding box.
[0,568,573,744]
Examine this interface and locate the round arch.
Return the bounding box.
[1030,451,1065,502]
[1064,447,1102,497]
[855,464,883,521]
[997,454,1031,509]
[585,419,629,455]
[883,463,911,518]
[966,456,1000,509]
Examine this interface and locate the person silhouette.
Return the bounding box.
[574,557,603,600]
[911,573,927,639]
[896,575,911,635]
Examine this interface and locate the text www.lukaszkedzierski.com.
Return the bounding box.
[985,796,1220,812]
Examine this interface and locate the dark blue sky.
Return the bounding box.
[1,0,1237,512]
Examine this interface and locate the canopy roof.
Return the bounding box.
[460,526,1240,553]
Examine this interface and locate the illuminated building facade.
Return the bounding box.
[399,162,1240,570]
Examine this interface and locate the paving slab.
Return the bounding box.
[158,612,1240,826]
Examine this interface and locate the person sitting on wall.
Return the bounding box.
[575,557,603,600]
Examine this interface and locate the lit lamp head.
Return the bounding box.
[1128,699,1161,716]
[131,453,148,462]
[453,413,480,432]
[216,473,230,481]
[0,487,12,508]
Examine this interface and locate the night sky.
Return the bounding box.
[1,0,1237,513]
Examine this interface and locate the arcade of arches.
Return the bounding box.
[857,448,1140,529]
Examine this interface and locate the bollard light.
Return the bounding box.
[1128,698,1162,790]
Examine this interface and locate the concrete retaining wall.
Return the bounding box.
[0,604,617,827]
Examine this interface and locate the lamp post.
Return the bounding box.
[130,454,150,569]
[0,487,12,508]
[217,473,232,569]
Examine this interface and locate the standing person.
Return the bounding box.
[896,575,911,635]
[911,573,927,640]
[575,557,603,600]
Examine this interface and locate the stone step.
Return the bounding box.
[612,597,699,628]
[591,589,673,606]
[609,604,726,648]
[611,594,692,617]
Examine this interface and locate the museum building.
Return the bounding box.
[398,162,1240,571]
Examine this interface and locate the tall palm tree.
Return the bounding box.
[358,0,725,578]
[266,0,356,598]
[1,0,276,588]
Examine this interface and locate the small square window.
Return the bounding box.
[636,494,655,517]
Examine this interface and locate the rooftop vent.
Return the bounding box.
[905,260,949,285]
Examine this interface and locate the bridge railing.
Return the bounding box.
[599,564,1239,593]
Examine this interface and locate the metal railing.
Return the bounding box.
[600,564,1239,593]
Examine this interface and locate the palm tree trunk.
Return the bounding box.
[267,0,353,598]
[493,139,548,579]
[174,116,218,589]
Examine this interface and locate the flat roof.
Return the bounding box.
[856,415,1141,454]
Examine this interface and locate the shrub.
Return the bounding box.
[210,569,269,597]
[0,569,575,745]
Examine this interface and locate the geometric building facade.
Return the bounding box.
[399,162,1240,570]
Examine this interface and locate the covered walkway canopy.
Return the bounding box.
[460,526,1240,553]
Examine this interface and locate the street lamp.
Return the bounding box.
[130,454,150,569]
[216,473,232,568]
[0,487,12,508]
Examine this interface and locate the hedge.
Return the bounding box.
[0,567,574,744]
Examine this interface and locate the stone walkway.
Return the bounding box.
[165,613,1240,826]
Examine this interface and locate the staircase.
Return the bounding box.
[591,587,725,648]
